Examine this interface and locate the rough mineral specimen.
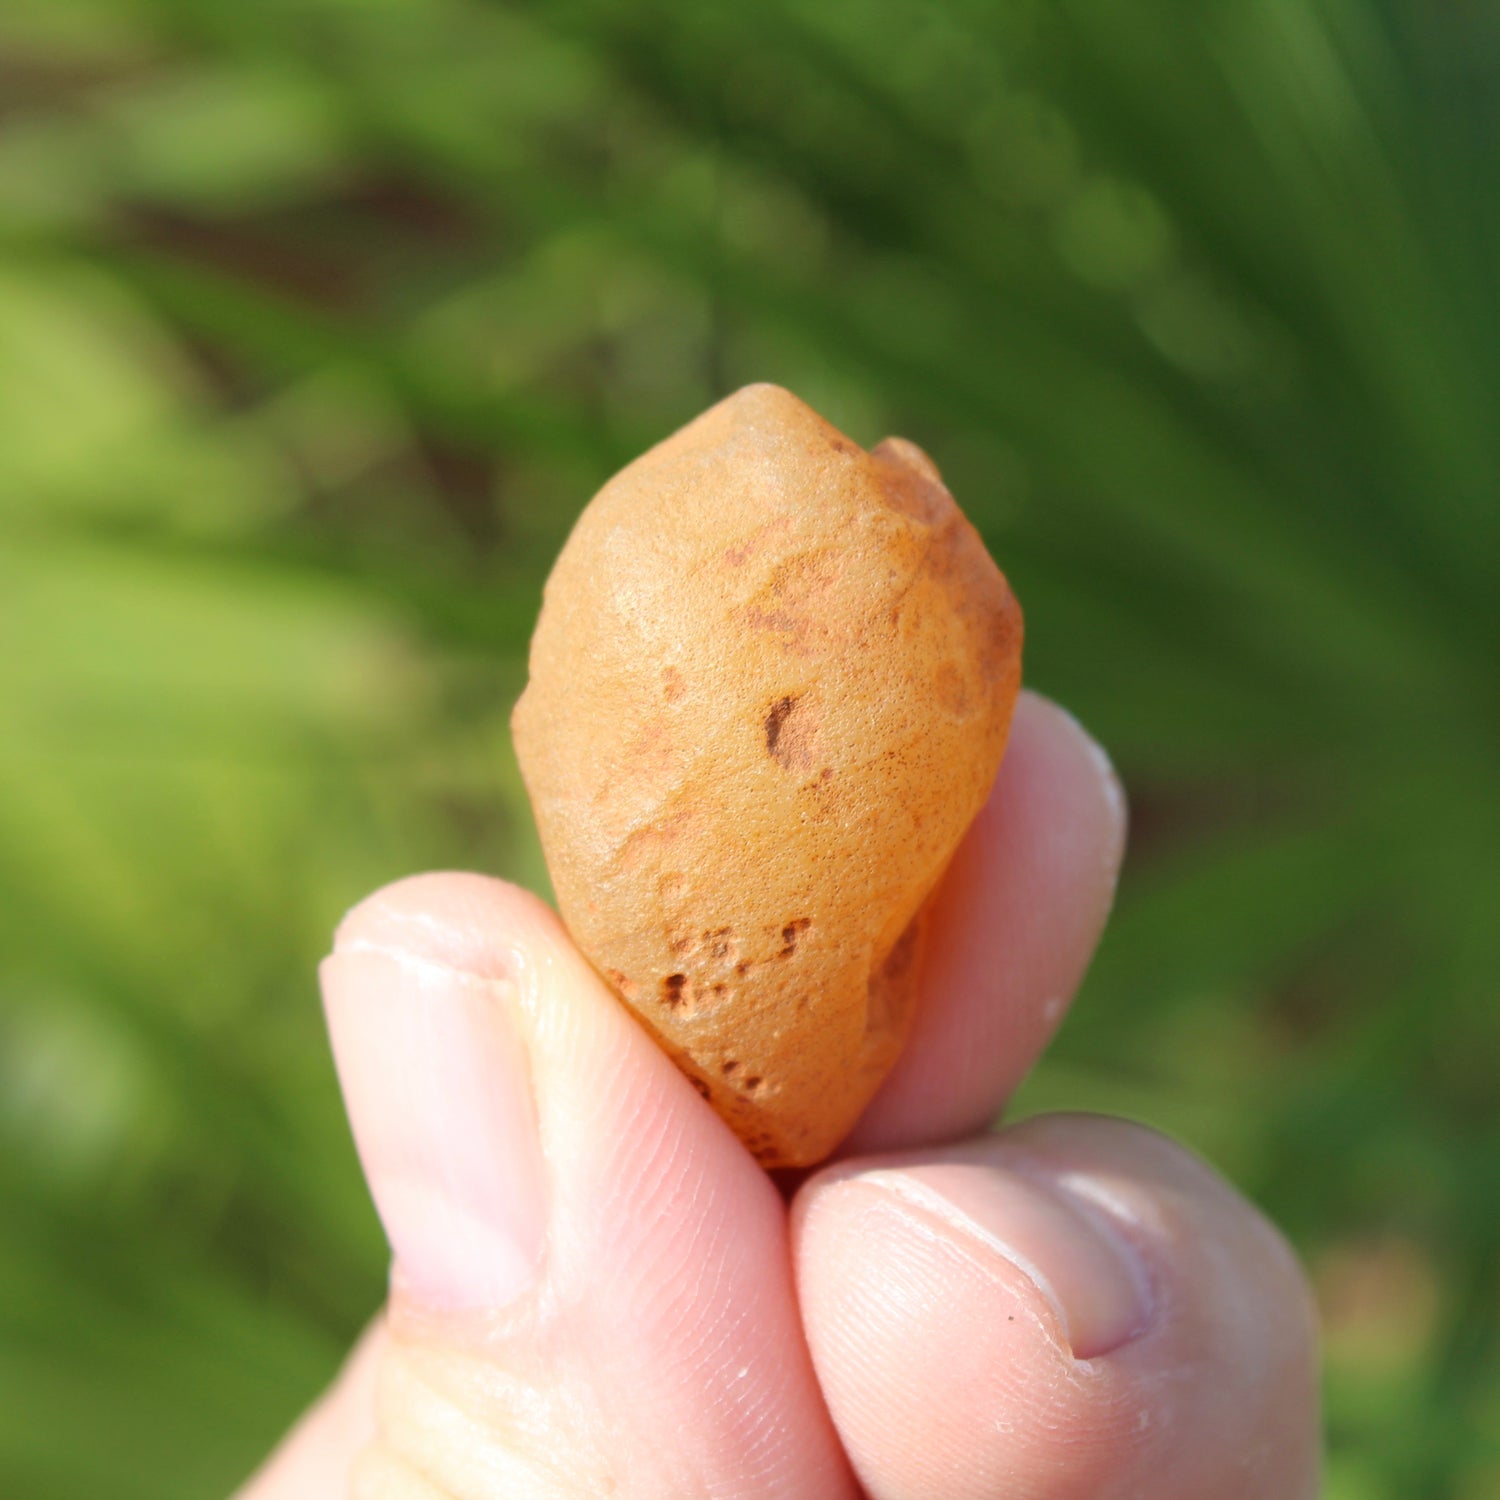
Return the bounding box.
[512,384,1023,1166]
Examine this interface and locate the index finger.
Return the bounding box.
[844,691,1128,1154]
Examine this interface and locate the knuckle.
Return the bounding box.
[359,1337,624,1500]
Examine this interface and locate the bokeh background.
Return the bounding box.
[2,1,1497,1495]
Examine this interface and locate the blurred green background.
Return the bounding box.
[1,0,1496,1495]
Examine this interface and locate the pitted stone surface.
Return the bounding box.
[513,385,1023,1166]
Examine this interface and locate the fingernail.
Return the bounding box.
[863,1160,1153,1359]
[320,943,546,1311]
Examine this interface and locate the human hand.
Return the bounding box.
[236,692,1320,1498]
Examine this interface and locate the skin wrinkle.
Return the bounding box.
[568,1039,710,1256]
[719,1406,794,1498]
[591,1166,718,1381]
[372,1345,594,1499]
[621,1198,801,1492]
[592,1114,685,1276]
[660,1231,737,1365]
[606,1162,754,1396]
[716,1261,825,1492]
[695,1365,789,1496]
[354,1444,451,1499]
[629,1225,732,1392]
[715,1293,815,1484]
[571,1014,665,1148]
[596,1068,745,1290]
[718,1282,838,1492]
[381,1374,480,1500]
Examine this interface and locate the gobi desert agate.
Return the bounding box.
[512,384,1022,1166]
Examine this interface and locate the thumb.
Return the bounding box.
[234,1322,383,1500]
[312,873,851,1499]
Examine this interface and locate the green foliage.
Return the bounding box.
[1,1,1495,1493]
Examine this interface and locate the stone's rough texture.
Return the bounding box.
[512,385,1023,1167]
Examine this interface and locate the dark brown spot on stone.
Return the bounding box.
[764,696,797,760]
[762,693,821,772]
[866,915,923,1042]
[705,927,738,963]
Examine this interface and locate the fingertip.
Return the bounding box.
[330,871,568,979]
[1013,690,1129,880]
[320,888,550,1317]
[794,1118,1321,1500]
[793,1165,1082,1500]
[848,692,1129,1151]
